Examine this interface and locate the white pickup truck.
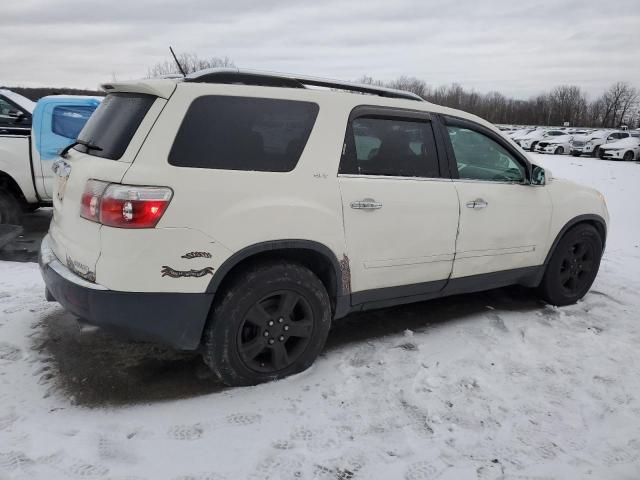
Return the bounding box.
[0,89,100,224]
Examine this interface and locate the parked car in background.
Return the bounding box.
[598,136,640,161]
[39,68,608,386]
[520,129,566,151]
[510,127,537,144]
[534,133,576,155]
[0,89,35,135]
[570,130,629,157]
[0,92,100,224]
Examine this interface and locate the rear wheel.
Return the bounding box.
[538,224,603,306]
[593,146,600,158]
[203,261,332,386]
[623,150,634,161]
[0,191,22,225]
[598,148,606,160]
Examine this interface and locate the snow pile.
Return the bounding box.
[1,154,640,479]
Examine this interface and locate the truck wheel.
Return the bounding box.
[202,261,332,386]
[538,224,602,306]
[0,191,22,225]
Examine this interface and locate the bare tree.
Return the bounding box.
[599,82,638,128]
[386,76,431,99]
[147,53,235,77]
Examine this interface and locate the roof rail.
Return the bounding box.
[185,68,424,102]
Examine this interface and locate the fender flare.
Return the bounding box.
[543,214,607,266]
[205,239,350,317]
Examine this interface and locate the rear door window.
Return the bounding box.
[169,96,319,172]
[340,116,440,178]
[75,93,155,160]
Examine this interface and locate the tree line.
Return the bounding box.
[361,76,639,128]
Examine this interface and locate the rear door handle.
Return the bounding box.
[466,198,488,209]
[351,199,383,210]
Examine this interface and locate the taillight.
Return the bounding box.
[80,180,109,222]
[80,180,173,228]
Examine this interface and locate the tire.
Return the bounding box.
[593,146,600,158]
[202,261,332,386]
[538,224,603,306]
[0,191,22,225]
[623,151,634,162]
[571,151,581,157]
[598,148,606,160]
[554,146,564,155]
[530,141,538,151]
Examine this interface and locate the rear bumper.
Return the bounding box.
[38,234,213,350]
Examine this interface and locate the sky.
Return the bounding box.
[2,0,639,99]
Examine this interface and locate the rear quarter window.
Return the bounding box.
[169,96,319,172]
[52,105,96,140]
[75,93,155,160]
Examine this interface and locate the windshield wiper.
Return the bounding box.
[60,139,103,158]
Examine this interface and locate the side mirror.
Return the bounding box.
[530,165,546,186]
[8,110,26,123]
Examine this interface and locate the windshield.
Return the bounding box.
[75,92,155,160]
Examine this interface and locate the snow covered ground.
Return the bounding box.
[1,153,640,479]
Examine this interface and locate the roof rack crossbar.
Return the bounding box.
[185,68,424,102]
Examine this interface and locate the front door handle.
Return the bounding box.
[351,199,383,210]
[466,198,488,209]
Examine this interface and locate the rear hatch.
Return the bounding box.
[49,91,168,281]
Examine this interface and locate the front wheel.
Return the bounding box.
[554,146,565,155]
[202,261,332,386]
[623,151,634,162]
[530,141,538,151]
[571,151,581,157]
[538,224,603,306]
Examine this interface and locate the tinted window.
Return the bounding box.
[447,126,525,182]
[169,96,319,172]
[52,105,96,139]
[340,117,440,178]
[0,96,30,128]
[75,93,155,160]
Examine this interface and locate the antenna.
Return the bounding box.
[169,46,186,78]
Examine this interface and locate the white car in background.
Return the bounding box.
[570,130,629,157]
[520,129,566,151]
[535,134,576,155]
[599,136,640,161]
[510,127,537,144]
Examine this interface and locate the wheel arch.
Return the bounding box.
[0,170,28,206]
[543,214,607,266]
[206,240,351,319]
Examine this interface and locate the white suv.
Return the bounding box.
[39,69,609,386]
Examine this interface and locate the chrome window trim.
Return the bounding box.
[337,173,453,182]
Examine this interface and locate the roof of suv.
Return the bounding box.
[102,68,425,103]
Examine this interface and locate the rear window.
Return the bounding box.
[52,105,96,140]
[75,93,155,160]
[169,96,319,172]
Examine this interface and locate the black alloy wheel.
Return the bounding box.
[237,290,314,373]
[538,224,603,306]
[558,240,596,296]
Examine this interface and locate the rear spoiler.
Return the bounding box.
[100,79,178,99]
